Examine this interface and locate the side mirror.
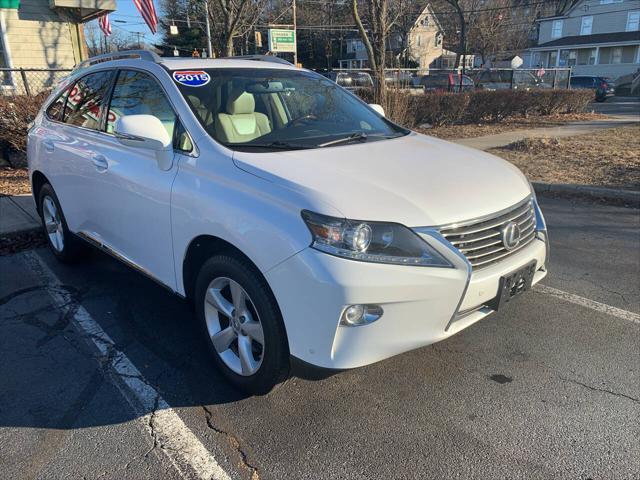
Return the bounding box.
[369,103,385,117]
[114,114,173,170]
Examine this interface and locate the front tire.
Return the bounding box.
[195,254,290,395]
[38,183,88,263]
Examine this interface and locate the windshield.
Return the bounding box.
[173,68,407,151]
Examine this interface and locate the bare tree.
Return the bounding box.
[210,0,267,56]
[351,0,401,102]
[85,21,135,56]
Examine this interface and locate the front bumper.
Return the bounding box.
[266,228,548,370]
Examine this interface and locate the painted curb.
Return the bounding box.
[532,182,640,205]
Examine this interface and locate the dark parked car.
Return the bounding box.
[323,71,374,90]
[570,75,615,102]
[473,70,550,90]
[420,73,474,93]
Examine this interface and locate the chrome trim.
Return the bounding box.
[533,198,550,270]
[415,228,473,332]
[114,131,145,142]
[77,231,182,297]
[435,196,536,270]
[417,195,532,231]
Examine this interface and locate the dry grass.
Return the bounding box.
[421,112,608,140]
[489,126,640,190]
[0,167,30,195]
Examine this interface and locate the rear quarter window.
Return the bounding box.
[45,86,71,121]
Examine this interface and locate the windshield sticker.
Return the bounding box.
[172,70,211,87]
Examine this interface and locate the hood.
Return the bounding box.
[232,133,531,227]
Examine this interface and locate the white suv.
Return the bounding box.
[28,51,548,394]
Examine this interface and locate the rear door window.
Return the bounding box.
[63,71,114,130]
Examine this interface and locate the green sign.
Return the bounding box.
[268,29,296,53]
[0,0,20,8]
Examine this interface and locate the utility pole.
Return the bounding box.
[204,0,213,58]
[134,32,143,49]
[292,0,297,65]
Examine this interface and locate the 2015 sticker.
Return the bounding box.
[172,70,211,87]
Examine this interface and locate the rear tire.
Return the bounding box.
[38,183,88,263]
[194,254,290,395]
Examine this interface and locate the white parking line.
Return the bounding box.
[23,251,232,480]
[534,284,640,325]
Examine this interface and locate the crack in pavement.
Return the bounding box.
[202,405,260,480]
[560,376,640,404]
[144,394,162,459]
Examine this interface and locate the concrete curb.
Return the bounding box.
[532,182,640,205]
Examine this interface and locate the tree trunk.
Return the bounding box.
[224,35,234,57]
[351,0,390,104]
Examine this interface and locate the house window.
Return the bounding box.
[611,47,623,63]
[559,49,576,66]
[435,33,442,46]
[548,50,558,67]
[551,20,563,39]
[627,11,640,31]
[580,16,593,35]
[417,35,421,47]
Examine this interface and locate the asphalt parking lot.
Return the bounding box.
[1,196,638,480]
[590,96,640,118]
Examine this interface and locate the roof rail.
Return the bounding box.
[227,55,293,66]
[74,50,162,72]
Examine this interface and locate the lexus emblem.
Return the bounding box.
[501,221,521,251]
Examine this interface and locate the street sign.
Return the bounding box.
[268,29,296,53]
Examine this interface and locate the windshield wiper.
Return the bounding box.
[318,132,369,148]
[227,141,313,151]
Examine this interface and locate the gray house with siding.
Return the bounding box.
[529,0,640,79]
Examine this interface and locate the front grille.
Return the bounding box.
[439,197,536,270]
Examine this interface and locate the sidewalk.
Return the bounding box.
[0,195,39,235]
[453,117,638,151]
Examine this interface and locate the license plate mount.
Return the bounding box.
[489,261,537,310]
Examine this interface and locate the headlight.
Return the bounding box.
[301,210,452,267]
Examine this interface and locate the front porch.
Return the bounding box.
[529,32,640,80]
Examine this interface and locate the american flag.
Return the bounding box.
[98,14,112,36]
[133,0,159,34]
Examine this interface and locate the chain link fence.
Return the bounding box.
[1,68,72,96]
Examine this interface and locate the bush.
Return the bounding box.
[414,92,470,127]
[0,91,50,157]
[381,88,418,127]
[365,89,595,129]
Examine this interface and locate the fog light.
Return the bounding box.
[340,304,384,326]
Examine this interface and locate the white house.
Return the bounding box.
[529,0,640,79]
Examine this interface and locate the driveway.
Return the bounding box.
[0,196,638,480]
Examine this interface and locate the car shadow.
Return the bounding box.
[0,246,332,431]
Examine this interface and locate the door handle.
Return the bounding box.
[92,154,108,171]
[43,140,55,152]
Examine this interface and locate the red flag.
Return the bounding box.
[98,13,112,36]
[133,0,159,34]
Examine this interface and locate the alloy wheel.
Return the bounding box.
[204,277,265,376]
[42,195,64,252]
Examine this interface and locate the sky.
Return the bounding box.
[89,0,166,45]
